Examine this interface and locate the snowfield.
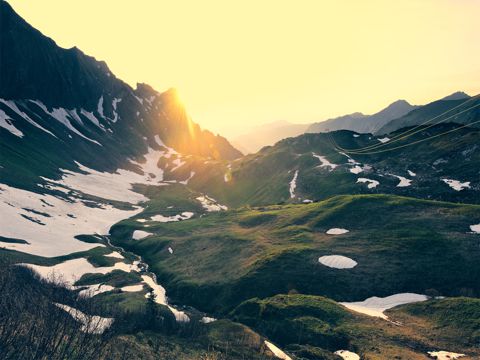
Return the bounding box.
[0,183,140,256]
[318,255,357,269]
[357,178,379,189]
[441,179,470,191]
[341,293,428,319]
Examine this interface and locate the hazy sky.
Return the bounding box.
[8,0,480,136]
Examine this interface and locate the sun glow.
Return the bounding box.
[6,0,480,137]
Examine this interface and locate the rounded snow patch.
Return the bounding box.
[427,351,465,360]
[132,230,153,240]
[470,224,480,234]
[326,228,349,235]
[319,255,357,269]
[334,350,360,360]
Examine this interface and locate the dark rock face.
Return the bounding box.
[0,1,128,110]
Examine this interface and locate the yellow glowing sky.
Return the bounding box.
[7,0,480,137]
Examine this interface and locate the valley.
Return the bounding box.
[1,1,480,359]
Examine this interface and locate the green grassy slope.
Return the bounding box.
[109,194,480,313]
[184,125,480,207]
[231,294,480,360]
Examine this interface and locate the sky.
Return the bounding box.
[8,0,480,137]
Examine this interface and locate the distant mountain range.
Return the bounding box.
[306,99,419,134]
[232,91,478,152]
[377,91,478,134]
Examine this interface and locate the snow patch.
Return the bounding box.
[170,158,186,172]
[0,109,24,137]
[341,293,428,319]
[55,303,113,334]
[111,98,122,123]
[142,275,190,322]
[200,316,216,324]
[150,212,194,222]
[408,170,416,177]
[319,255,357,269]
[179,171,195,185]
[357,178,379,189]
[121,284,144,292]
[334,350,360,360]
[31,101,101,145]
[441,179,470,191]
[78,284,114,297]
[289,170,299,198]
[0,99,56,137]
[391,175,412,187]
[105,251,124,259]
[132,230,153,240]
[326,228,349,235]
[312,153,338,170]
[80,109,105,131]
[470,224,480,233]
[378,137,390,143]
[427,351,465,360]
[197,195,227,212]
[22,257,141,287]
[264,340,292,360]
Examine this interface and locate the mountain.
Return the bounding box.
[0,0,241,186]
[306,99,418,134]
[377,92,479,135]
[232,120,310,154]
[2,2,480,359]
[441,91,470,101]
